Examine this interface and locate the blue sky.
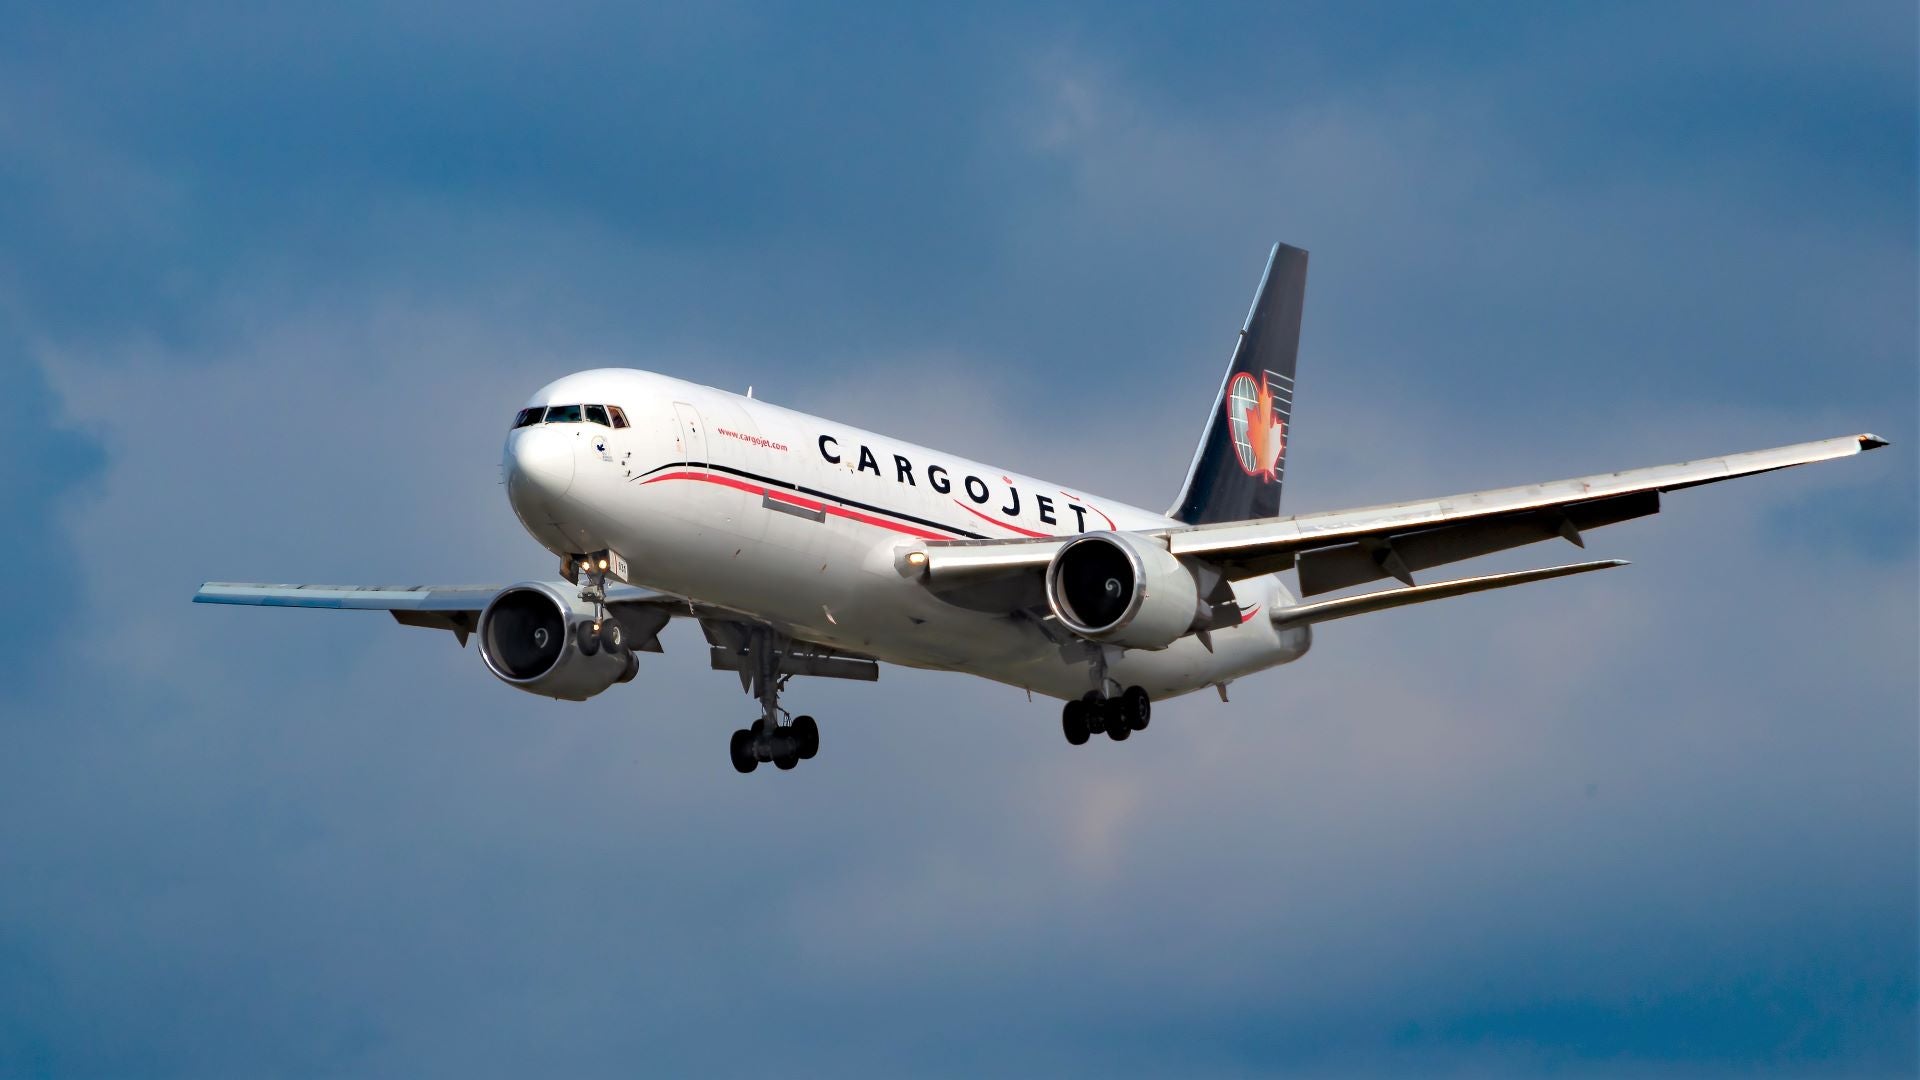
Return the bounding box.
[1,4,1914,1075]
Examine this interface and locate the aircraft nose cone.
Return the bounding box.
[505,425,575,509]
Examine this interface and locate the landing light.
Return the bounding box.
[906,552,928,568]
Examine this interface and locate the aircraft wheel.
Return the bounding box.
[1062,700,1090,746]
[1081,691,1107,734]
[1123,686,1151,731]
[792,715,820,760]
[576,621,601,656]
[1104,702,1131,741]
[729,729,758,774]
[774,753,798,771]
[597,619,626,652]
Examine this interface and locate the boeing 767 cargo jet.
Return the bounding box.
[196,244,1886,773]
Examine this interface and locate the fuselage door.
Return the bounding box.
[673,402,708,467]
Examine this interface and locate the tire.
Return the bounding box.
[774,754,798,771]
[1123,686,1151,731]
[1062,700,1090,746]
[1105,702,1131,741]
[576,621,600,656]
[598,619,626,652]
[792,715,820,760]
[1081,691,1107,734]
[729,729,758,774]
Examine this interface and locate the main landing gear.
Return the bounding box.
[1061,685,1151,746]
[727,627,822,774]
[730,715,819,774]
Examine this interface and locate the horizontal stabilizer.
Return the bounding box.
[1269,559,1627,630]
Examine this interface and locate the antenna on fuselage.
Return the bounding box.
[746,386,754,398]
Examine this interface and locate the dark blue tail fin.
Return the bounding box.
[1168,243,1307,526]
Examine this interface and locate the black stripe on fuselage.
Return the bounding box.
[630,461,990,541]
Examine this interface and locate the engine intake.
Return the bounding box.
[478,582,637,700]
[1044,532,1201,650]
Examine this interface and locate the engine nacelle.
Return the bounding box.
[1044,532,1202,650]
[477,582,638,701]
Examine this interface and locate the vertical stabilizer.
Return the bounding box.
[1168,243,1307,526]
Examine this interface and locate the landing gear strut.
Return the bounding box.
[569,551,627,655]
[727,627,822,774]
[1061,685,1152,747]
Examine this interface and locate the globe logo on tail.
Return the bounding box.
[1225,371,1285,480]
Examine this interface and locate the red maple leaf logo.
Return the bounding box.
[1246,374,1285,481]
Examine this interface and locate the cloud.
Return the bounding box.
[0,5,1912,1075]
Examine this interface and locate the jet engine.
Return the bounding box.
[1044,532,1202,650]
[477,582,638,700]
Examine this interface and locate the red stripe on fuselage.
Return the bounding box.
[951,499,1053,538]
[640,470,958,541]
[1059,491,1117,531]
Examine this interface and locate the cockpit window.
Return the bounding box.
[513,403,620,427]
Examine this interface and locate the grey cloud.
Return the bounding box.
[1,5,1912,1076]
[21,289,1908,1074]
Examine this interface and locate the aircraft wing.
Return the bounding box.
[192,581,694,647]
[194,580,883,686]
[1170,432,1883,593]
[917,433,1885,598]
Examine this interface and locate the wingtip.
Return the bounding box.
[1859,433,1889,450]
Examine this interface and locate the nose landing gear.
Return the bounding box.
[567,550,630,658]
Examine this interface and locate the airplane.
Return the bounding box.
[195,244,1887,774]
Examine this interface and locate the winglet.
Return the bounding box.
[1860,433,1889,450]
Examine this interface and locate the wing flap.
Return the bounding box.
[1294,490,1658,595]
[1271,559,1629,630]
[908,537,1066,613]
[390,609,479,645]
[606,601,673,652]
[698,619,880,683]
[707,646,879,682]
[917,538,1069,576]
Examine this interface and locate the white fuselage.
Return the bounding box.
[503,369,1310,702]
